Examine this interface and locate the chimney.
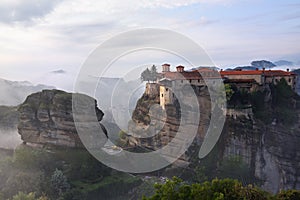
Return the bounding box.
[256,68,258,71]
[262,67,265,71]
[176,65,185,72]
[162,63,170,72]
[287,68,290,72]
[220,69,223,71]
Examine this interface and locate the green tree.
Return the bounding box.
[225,84,234,101]
[150,65,158,82]
[141,68,151,82]
[143,177,271,200]
[50,169,70,197]
[276,190,300,200]
[141,65,158,83]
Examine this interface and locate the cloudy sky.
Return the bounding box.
[0,0,300,89]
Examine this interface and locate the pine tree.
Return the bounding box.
[50,169,70,197]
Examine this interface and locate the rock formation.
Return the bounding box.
[129,83,300,193]
[223,113,300,193]
[18,89,104,148]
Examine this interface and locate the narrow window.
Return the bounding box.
[161,94,163,97]
[166,88,168,91]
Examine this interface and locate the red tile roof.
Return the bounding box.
[159,68,296,82]
[263,70,296,76]
[224,79,257,83]
[220,70,263,75]
[160,70,222,80]
[161,71,202,80]
[220,70,296,77]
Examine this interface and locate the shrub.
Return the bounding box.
[11,192,49,200]
[276,190,300,200]
[50,169,70,198]
[143,177,271,200]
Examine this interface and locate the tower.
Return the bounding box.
[162,63,170,72]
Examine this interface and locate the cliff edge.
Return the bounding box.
[17,89,104,148]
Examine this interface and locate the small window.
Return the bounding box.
[181,80,183,83]
[166,88,168,91]
[198,79,200,83]
[189,80,192,83]
[161,94,163,97]
[288,78,291,82]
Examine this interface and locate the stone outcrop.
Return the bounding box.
[129,83,300,193]
[18,89,104,148]
[223,114,300,193]
[128,84,212,168]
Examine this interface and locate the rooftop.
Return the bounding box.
[220,69,296,76]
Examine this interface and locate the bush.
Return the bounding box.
[1,171,44,198]
[50,169,70,198]
[276,190,300,200]
[12,192,36,200]
[13,146,52,170]
[143,177,271,200]
[11,192,49,200]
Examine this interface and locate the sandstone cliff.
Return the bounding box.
[18,89,104,148]
[222,114,300,193]
[129,83,300,193]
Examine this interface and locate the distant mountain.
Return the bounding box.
[0,78,55,106]
[274,60,294,66]
[226,60,276,71]
[189,66,220,71]
[51,69,67,74]
[251,60,276,69]
[233,66,257,71]
[292,69,300,74]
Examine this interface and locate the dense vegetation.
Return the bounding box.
[0,146,141,200]
[140,65,158,83]
[226,78,299,125]
[0,106,18,129]
[143,177,300,200]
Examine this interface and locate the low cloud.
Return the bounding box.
[0,0,61,24]
[0,129,22,149]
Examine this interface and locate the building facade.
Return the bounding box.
[150,64,297,109]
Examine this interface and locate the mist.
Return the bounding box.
[0,129,22,149]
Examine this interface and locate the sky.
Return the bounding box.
[0,0,300,89]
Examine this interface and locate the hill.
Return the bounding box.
[0,78,54,106]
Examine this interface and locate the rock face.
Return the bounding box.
[128,84,212,169]
[18,90,104,148]
[223,114,300,193]
[130,83,300,193]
